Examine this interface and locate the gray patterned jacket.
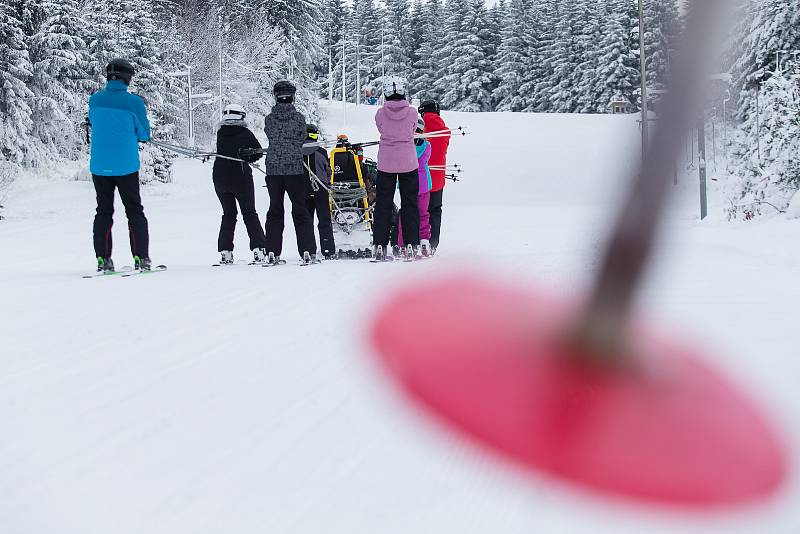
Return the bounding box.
[263,103,307,176]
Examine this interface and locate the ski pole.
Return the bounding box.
[150,140,266,175]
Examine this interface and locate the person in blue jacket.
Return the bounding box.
[88,58,153,272]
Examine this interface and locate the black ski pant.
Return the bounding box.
[429,188,444,249]
[373,170,419,247]
[92,172,149,260]
[305,192,335,255]
[264,174,317,257]
[214,176,266,252]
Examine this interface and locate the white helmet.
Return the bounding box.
[222,103,246,120]
[383,76,407,98]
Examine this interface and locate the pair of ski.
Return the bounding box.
[212,257,321,268]
[370,246,432,263]
[371,255,430,263]
[83,264,168,279]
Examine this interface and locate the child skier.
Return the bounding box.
[263,80,317,265]
[418,99,450,254]
[301,124,335,259]
[394,118,433,256]
[373,76,420,261]
[212,103,267,264]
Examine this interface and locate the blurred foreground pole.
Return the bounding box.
[575,0,723,358]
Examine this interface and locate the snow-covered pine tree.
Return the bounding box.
[730,0,800,121]
[725,0,800,220]
[348,0,383,101]
[483,0,504,102]
[261,0,324,87]
[590,0,640,113]
[643,0,680,91]
[726,62,800,219]
[428,0,460,106]
[492,0,533,112]
[526,0,559,112]
[28,0,93,160]
[0,1,36,167]
[434,0,494,111]
[564,0,595,113]
[572,0,604,113]
[319,0,348,100]
[382,0,411,82]
[537,0,577,112]
[14,0,45,39]
[224,10,287,122]
[410,0,442,102]
[406,0,425,93]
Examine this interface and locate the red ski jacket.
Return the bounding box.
[423,112,450,192]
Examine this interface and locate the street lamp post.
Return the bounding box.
[711,107,717,170]
[342,40,346,126]
[167,68,214,148]
[637,0,648,163]
[328,47,333,102]
[167,68,195,147]
[722,89,731,156]
[698,115,708,220]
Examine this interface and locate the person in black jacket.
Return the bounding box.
[302,124,335,258]
[212,103,267,264]
[263,80,317,264]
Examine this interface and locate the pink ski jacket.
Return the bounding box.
[375,100,419,173]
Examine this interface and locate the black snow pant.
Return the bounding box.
[373,170,419,247]
[429,188,444,249]
[92,172,149,260]
[214,176,266,252]
[305,192,335,255]
[264,174,317,257]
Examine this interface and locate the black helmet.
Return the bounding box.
[418,99,440,115]
[306,123,320,140]
[274,80,296,103]
[106,58,135,85]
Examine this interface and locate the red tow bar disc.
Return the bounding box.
[370,274,787,507]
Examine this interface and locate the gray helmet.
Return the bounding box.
[273,80,296,102]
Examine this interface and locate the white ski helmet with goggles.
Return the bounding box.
[222,103,246,120]
[383,76,407,98]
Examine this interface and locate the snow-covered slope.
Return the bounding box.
[0,102,797,533]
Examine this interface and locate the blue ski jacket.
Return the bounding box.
[88,80,151,176]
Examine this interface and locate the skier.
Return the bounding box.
[88,58,153,273]
[395,118,433,256]
[418,99,450,254]
[301,124,336,259]
[263,80,317,265]
[212,103,267,264]
[355,144,377,205]
[372,77,420,261]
